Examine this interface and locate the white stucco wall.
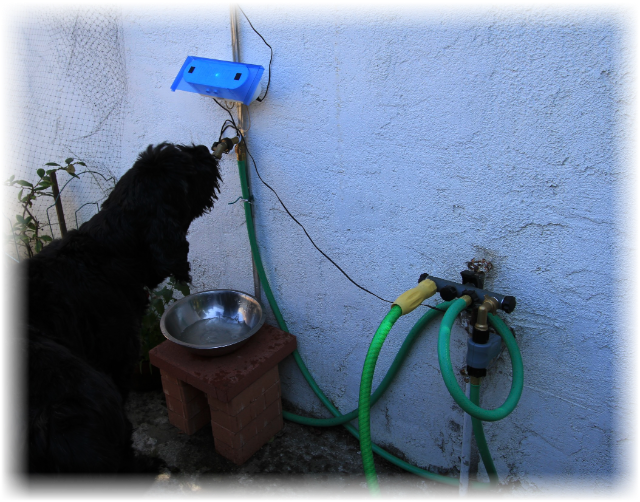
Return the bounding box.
[6,2,635,495]
[118,5,635,493]
[123,3,638,499]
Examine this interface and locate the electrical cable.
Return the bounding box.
[244,145,395,305]
[244,144,442,310]
[213,13,434,307]
[210,105,441,310]
[237,6,273,102]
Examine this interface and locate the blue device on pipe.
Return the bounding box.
[171,56,265,105]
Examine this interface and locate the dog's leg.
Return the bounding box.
[28,337,132,474]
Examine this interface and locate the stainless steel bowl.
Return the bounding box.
[160,289,266,356]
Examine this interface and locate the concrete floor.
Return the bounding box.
[122,387,459,497]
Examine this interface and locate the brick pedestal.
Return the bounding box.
[149,323,296,465]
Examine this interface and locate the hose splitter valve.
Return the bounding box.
[419,270,517,381]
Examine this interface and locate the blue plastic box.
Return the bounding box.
[171,56,265,105]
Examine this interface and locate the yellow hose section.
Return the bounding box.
[392,279,437,315]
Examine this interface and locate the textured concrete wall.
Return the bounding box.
[118,5,633,493]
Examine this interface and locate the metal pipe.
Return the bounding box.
[230,4,261,302]
[230,4,250,133]
[459,382,473,495]
[230,6,240,62]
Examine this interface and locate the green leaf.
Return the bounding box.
[36,168,45,178]
[174,281,190,296]
[27,222,37,230]
[156,286,173,303]
[65,164,76,175]
[35,240,43,254]
[14,180,33,188]
[15,215,25,225]
[45,162,60,166]
[77,161,86,166]
[36,181,52,190]
[150,297,165,313]
[8,175,15,183]
[64,157,74,165]
[40,235,52,242]
[18,189,23,201]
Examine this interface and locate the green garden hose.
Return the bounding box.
[237,158,500,491]
[241,157,445,427]
[357,305,403,494]
[438,297,524,421]
[284,301,453,427]
[355,302,507,493]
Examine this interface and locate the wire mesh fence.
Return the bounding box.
[5,6,127,260]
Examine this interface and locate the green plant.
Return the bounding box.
[5,158,82,257]
[139,275,191,372]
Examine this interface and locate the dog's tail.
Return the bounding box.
[2,338,133,492]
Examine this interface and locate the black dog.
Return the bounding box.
[23,143,221,473]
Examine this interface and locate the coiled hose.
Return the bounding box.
[358,299,519,500]
[237,159,507,491]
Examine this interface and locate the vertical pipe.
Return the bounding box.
[230,5,251,134]
[459,382,473,495]
[230,4,261,302]
[229,6,240,62]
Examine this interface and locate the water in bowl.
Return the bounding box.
[180,316,247,346]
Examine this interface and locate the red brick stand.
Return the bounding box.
[149,324,296,464]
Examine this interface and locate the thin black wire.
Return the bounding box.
[213,99,241,142]
[237,6,272,103]
[212,103,441,310]
[211,105,387,302]
[244,143,393,305]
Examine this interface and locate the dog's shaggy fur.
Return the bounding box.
[23,143,222,473]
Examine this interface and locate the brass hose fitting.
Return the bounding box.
[474,296,500,332]
[212,136,240,159]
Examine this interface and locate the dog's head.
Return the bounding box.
[96,143,222,285]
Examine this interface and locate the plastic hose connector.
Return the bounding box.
[392,279,437,315]
[467,332,502,370]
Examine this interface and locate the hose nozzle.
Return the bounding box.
[212,136,240,159]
